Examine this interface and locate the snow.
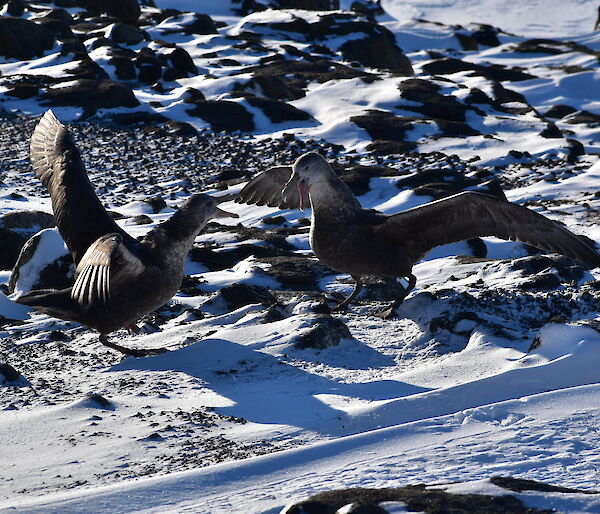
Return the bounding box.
[2,1,600,513]
[9,228,69,296]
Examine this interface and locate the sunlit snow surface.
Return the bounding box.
[2,1,600,513]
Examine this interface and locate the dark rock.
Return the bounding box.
[246,59,375,101]
[490,476,598,495]
[86,393,114,409]
[0,363,20,383]
[109,111,168,126]
[336,164,405,196]
[351,110,417,154]
[262,215,287,225]
[464,87,493,105]
[398,78,467,122]
[211,283,278,311]
[563,110,600,125]
[165,120,197,137]
[245,96,312,123]
[272,0,339,8]
[81,0,140,23]
[187,100,255,132]
[189,243,289,272]
[9,231,73,294]
[490,82,532,113]
[285,482,555,513]
[294,314,352,349]
[0,228,27,270]
[183,88,206,103]
[510,255,584,284]
[180,13,218,35]
[423,57,535,82]
[5,79,40,100]
[565,138,585,163]
[242,75,300,101]
[142,196,167,214]
[49,330,71,342]
[38,8,74,25]
[42,79,140,117]
[395,168,480,199]
[138,63,162,84]
[511,38,600,57]
[544,104,577,119]
[259,255,327,290]
[339,29,413,74]
[166,47,198,74]
[471,24,501,47]
[0,17,56,60]
[6,0,26,17]
[130,214,153,225]
[110,23,147,45]
[110,55,137,80]
[0,210,55,234]
[539,122,562,138]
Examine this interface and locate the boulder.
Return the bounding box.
[0,210,55,235]
[181,13,218,35]
[340,30,413,74]
[398,78,468,121]
[0,17,56,60]
[272,0,339,8]
[245,96,312,123]
[109,23,147,45]
[0,228,27,270]
[0,363,20,383]
[187,100,255,132]
[210,284,278,311]
[294,314,352,349]
[42,79,140,116]
[81,0,141,23]
[9,229,73,295]
[165,47,198,74]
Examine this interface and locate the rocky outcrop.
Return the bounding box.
[0,17,56,60]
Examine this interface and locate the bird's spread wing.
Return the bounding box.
[382,191,600,266]
[71,233,144,307]
[236,166,299,209]
[30,110,130,265]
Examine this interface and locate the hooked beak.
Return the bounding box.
[297,178,309,211]
[282,173,309,210]
[215,206,239,218]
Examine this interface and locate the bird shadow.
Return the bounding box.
[111,338,429,435]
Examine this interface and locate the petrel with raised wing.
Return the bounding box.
[16,110,237,356]
[237,152,600,316]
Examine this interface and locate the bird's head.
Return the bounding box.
[282,152,332,210]
[180,193,239,224]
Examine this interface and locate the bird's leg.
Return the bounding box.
[376,273,417,319]
[125,323,141,335]
[98,333,167,357]
[333,276,363,311]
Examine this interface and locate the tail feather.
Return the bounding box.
[16,288,80,321]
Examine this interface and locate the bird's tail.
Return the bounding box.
[15,288,79,320]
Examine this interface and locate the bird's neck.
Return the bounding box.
[143,210,205,265]
[309,175,361,220]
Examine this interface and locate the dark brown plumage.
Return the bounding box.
[17,110,236,356]
[237,152,600,316]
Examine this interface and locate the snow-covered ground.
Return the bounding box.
[2,1,600,512]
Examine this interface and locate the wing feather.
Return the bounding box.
[236,166,299,209]
[382,192,600,266]
[30,110,133,265]
[71,233,144,307]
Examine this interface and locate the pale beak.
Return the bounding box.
[297,178,309,211]
[282,173,309,211]
[215,207,239,218]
